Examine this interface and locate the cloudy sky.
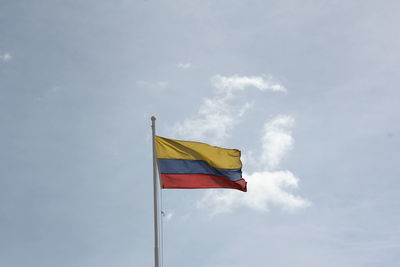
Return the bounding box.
[1,1,400,266]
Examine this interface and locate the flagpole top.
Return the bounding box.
[151,116,156,121]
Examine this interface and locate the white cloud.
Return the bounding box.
[171,74,285,143]
[197,114,310,215]
[197,170,310,215]
[172,94,238,143]
[261,115,295,169]
[211,74,286,94]
[177,62,191,69]
[171,74,308,215]
[0,53,12,62]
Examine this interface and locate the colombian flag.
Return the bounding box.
[155,136,247,192]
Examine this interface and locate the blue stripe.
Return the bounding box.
[158,158,242,182]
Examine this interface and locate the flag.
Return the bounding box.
[155,136,247,192]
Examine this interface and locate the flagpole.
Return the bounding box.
[151,116,160,267]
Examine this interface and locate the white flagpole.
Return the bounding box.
[151,116,160,267]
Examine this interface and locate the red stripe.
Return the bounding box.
[160,173,247,192]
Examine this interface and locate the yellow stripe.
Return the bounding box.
[155,136,242,169]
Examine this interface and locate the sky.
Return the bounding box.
[1,0,400,266]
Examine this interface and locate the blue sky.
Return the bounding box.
[1,1,400,266]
